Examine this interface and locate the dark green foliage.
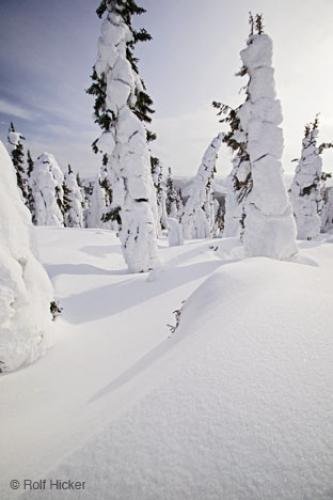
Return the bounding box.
[50,300,62,321]
[100,174,113,206]
[76,172,82,187]
[27,149,34,176]
[147,130,157,142]
[165,167,179,216]
[255,14,264,35]
[102,205,121,225]
[62,165,73,217]
[87,69,112,132]
[26,150,36,222]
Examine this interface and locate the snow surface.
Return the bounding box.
[0,225,333,499]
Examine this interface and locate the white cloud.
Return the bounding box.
[0,99,34,121]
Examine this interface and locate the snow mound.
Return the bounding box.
[38,255,333,499]
[0,142,53,373]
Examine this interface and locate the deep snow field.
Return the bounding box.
[1,226,333,499]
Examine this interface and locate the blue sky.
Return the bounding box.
[1,0,333,178]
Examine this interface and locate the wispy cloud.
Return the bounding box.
[0,98,34,121]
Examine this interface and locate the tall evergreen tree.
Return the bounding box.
[151,156,168,230]
[165,167,179,219]
[234,14,296,258]
[26,149,36,222]
[87,0,158,272]
[290,117,333,240]
[30,153,64,227]
[7,123,29,206]
[213,100,251,238]
[63,165,84,228]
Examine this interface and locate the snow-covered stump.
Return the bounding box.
[182,133,223,239]
[167,217,184,247]
[63,166,84,228]
[290,119,332,240]
[88,1,159,273]
[30,153,64,227]
[239,26,297,259]
[0,142,53,373]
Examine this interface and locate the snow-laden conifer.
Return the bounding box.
[182,133,223,239]
[238,15,297,258]
[7,122,29,206]
[0,141,53,373]
[212,100,251,238]
[26,149,36,222]
[30,153,64,227]
[166,167,179,219]
[151,156,168,230]
[87,169,114,229]
[63,165,84,228]
[87,0,158,272]
[290,117,333,240]
[167,217,184,247]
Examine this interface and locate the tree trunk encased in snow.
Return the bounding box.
[223,154,251,238]
[182,133,223,239]
[290,124,323,240]
[167,217,184,247]
[91,6,158,273]
[87,172,114,230]
[30,153,64,227]
[239,33,297,259]
[63,169,84,228]
[321,186,333,233]
[0,142,53,373]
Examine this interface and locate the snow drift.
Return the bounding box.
[0,142,53,373]
[41,249,333,499]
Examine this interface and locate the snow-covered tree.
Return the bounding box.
[30,153,64,227]
[290,117,333,240]
[321,185,333,232]
[237,15,297,258]
[87,0,158,272]
[151,156,168,230]
[166,167,179,219]
[0,141,53,373]
[7,122,29,206]
[213,100,252,238]
[167,217,183,246]
[87,167,118,229]
[182,133,223,239]
[63,165,84,228]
